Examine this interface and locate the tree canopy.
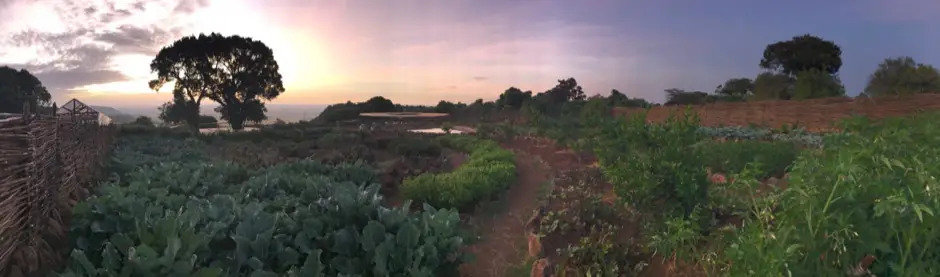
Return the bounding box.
[760,34,842,76]
[496,87,532,109]
[0,66,51,113]
[362,96,396,112]
[715,78,754,97]
[608,89,652,108]
[543,78,586,104]
[752,72,794,100]
[863,57,940,97]
[791,69,845,100]
[131,116,155,127]
[149,33,284,130]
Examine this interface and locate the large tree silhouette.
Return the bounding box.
[760,34,842,76]
[149,33,284,130]
[0,66,51,113]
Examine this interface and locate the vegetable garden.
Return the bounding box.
[521,107,940,276]
[12,101,940,277]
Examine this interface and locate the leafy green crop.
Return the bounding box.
[594,109,707,217]
[58,136,466,277]
[722,112,940,276]
[699,140,799,179]
[401,135,516,210]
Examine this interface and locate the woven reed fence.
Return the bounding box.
[0,112,114,276]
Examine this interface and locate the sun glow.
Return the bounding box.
[184,0,336,95]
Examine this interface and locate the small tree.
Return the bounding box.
[863,57,940,97]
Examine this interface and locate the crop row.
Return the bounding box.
[402,135,516,210]
[57,136,466,277]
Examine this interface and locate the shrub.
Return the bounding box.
[388,137,442,157]
[595,108,707,217]
[402,135,516,209]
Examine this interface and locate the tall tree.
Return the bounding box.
[496,87,532,109]
[760,34,842,76]
[0,66,51,113]
[792,69,845,100]
[715,78,754,97]
[752,72,794,100]
[863,57,940,97]
[149,33,284,130]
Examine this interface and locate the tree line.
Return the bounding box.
[3,33,940,127]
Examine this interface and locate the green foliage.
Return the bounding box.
[609,89,652,108]
[722,112,940,276]
[150,33,284,130]
[402,135,516,210]
[595,109,707,217]
[791,69,846,99]
[541,78,586,104]
[496,87,533,109]
[131,116,155,127]
[316,97,402,122]
[157,94,197,127]
[199,115,218,128]
[752,72,794,100]
[715,78,754,97]
[863,56,940,97]
[434,101,464,114]
[760,34,842,75]
[388,136,442,157]
[0,66,51,113]
[697,126,824,147]
[60,136,465,276]
[664,89,710,105]
[363,96,396,112]
[699,140,799,179]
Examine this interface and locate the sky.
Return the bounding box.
[2,0,940,108]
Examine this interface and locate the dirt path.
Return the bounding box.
[458,137,590,277]
[458,143,551,276]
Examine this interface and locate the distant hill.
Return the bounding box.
[90,105,137,124]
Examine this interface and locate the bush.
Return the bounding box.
[199,115,218,128]
[402,135,516,209]
[388,137,442,157]
[594,108,707,217]
[699,140,799,179]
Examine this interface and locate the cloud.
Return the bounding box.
[472,76,488,81]
[0,0,210,101]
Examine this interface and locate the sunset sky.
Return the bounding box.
[2,0,940,107]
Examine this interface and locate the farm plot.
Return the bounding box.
[58,135,467,276]
[524,110,940,276]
